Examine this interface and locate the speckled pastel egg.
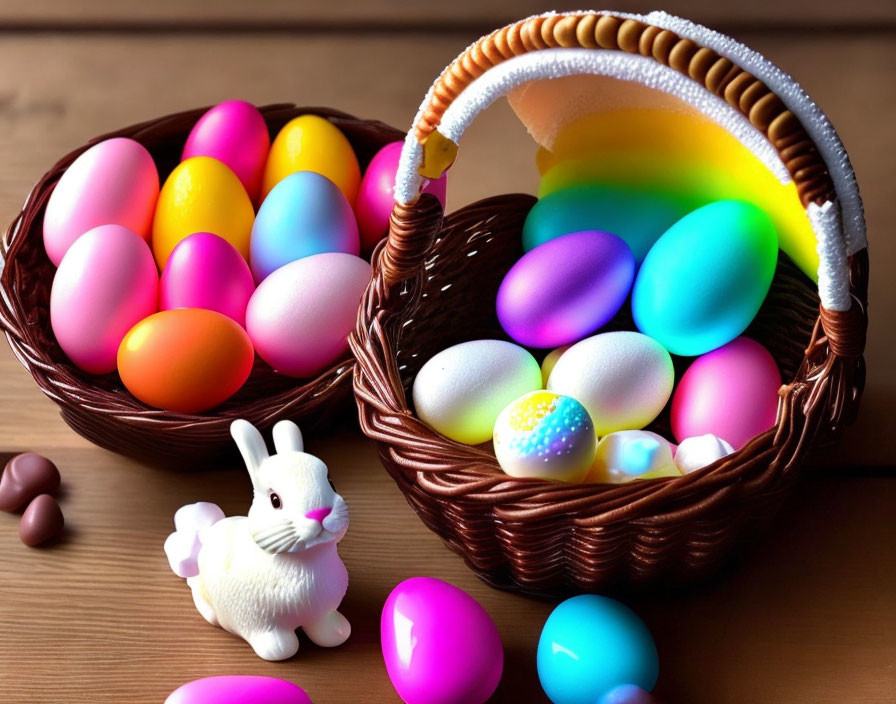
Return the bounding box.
[250,171,359,283]
[160,232,255,327]
[50,224,158,374]
[671,337,781,449]
[381,577,503,704]
[547,332,674,436]
[632,200,778,356]
[538,595,658,704]
[493,391,595,482]
[152,156,254,269]
[412,340,543,445]
[587,430,681,484]
[355,141,447,252]
[165,676,313,704]
[246,252,370,378]
[182,100,271,204]
[43,137,159,266]
[497,230,634,348]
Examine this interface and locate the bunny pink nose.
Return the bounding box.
[305,507,332,523]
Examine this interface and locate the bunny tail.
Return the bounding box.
[164,502,225,579]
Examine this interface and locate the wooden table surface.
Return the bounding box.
[1,3,894,703]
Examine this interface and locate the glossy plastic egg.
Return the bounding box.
[412,340,542,445]
[43,138,159,266]
[50,225,158,374]
[355,141,447,252]
[152,156,254,269]
[674,434,735,474]
[538,595,658,704]
[118,309,254,413]
[547,332,674,436]
[262,114,360,202]
[632,200,778,356]
[381,577,503,704]
[160,233,255,327]
[165,676,314,704]
[671,337,781,449]
[598,685,661,704]
[493,391,595,482]
[497,230,634,348]
[246,252,370,378]
[587,430,680,484]
[250,171,359,283]
[182,100,270,204]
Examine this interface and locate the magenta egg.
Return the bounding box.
[160,232,255,327]
[355,141,447,253]
[497,230,635,348]
[671,337,781,449]
[381,577,503,704]
[165,676,313,704]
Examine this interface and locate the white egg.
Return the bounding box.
[674,434,735,474]
[588,430,681,484]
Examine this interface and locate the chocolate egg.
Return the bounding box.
[19,494,64,547]
[0,453,61,512]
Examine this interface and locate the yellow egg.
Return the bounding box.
[152,156,254,269]
[262,115,360,203]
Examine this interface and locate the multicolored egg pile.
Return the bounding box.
[45,101,447,413]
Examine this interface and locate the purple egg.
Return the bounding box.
[497,230,635,348]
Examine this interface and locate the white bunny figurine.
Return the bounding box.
[164,419,351,661]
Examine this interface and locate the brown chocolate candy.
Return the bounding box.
[0,453,61,512]
[19,494,64,547]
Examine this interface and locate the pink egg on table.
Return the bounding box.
[160,232,255,327]
[381,577,503,704]
[50,224,158,374]
[671,336,781,450]
[355,141,447,252]
[43,137,159,266]
[182,100,270,204]
[165,676,313,704]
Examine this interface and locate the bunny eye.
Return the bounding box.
[270,492,282,510]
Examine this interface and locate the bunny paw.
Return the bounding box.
[303,609,351,648]
[249,629,300,661]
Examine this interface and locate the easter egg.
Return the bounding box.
[262,114,360,202]
[412,340,542,445]
[599,685,661,704]
[671,337,781,449]
[246,253,370,378]
[355,141,447,252]
[165,676,314,704]
[50,225,158,374]
[521,185,691,263]
[250,171,359,283]
[587,431,680,484]
[632,201,778,356]
[497,230,634,348]
[537,595,658,704]
[381,577,503,704]
[160,233,255,327]
[674,434,735,474]
[118,309,254,413]
[541,346,569,386]
[493,391,595,482]
[547,332,674,436]
[43,137,159,266]
[152,156,254,269]
[182,100,270,204]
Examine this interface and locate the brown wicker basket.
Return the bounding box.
[352,12,869,596]
[0,103,403,466]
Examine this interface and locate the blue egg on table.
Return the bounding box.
[537,595,659,704]
[249,170,359,282]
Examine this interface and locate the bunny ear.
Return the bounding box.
[273,420,304,454]
[231,419,268,486]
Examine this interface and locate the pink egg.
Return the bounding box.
[43,138,159,266]
[381,577,503,704]
[165,676,313,704]
[671,337,781,449]
[160,232,255,327]
[355,141,447,252]
[182,100,270,204]
[246,252,371,378]
[50,225,158,374]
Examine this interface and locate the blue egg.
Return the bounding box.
[249,171,359,282]
[537,595,658,704]
[632,200,778,357]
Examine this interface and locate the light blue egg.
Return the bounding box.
[632,200,778,357]
[537,595,658,704]
[249,171,359,282]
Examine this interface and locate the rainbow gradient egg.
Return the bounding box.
[493,391,596,483]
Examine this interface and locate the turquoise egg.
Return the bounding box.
[522,184,693,262]
[537,595,659,704]
[632,200,778,357]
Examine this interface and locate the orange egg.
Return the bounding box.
[118,309,254,413]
